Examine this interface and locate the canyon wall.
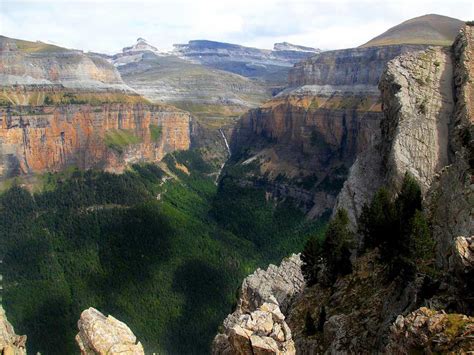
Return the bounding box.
[228,44,427,218]
[288,45,425,87]
[0,103,191,180]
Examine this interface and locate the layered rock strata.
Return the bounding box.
[76,308,144,355]
[228,45,426,218]
[0,36,131,92]
[0,104,191,180]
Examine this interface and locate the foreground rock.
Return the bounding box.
[0,306,26,355]
[76,308,144,355]
[386,307,474,353]
[213,254,304,354]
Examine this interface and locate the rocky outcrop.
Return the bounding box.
[76,308,144,355]
[0,103,191,180]
[0,306,26,355]
[213,254,303,354]
[213,302,296,355]
[385,307,474,354]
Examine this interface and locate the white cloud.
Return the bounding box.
[0,0,472,53]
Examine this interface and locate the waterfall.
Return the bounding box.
[219,129,231,156]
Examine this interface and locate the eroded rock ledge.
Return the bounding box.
[0,306,26,355]
[386,307,474,353]
[76,307,144,355]
[212,254,304,354]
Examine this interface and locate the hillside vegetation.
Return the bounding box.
[0,150,326,354]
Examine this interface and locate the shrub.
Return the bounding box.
[302,209,353,285]
[359,173,435,280]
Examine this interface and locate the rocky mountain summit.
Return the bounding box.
[173,39,319,86]
[122,37,161,54]
[213,254,304,354]
[273,42,319,52]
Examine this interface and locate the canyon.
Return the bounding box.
[0,12,472,355]
[225,14,465,220]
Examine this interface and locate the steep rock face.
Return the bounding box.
[0,306,26,355]
[385,307,474,354]
[228,45,423,218]
[288,45,425,87]
[230,90,382,217]
[0,103,191,180]
[0,36,131,92]
[427,24,474,271]
[379,47,453,192]
[213,254,303,354]
[76,308,144,355]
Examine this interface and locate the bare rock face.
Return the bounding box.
[333,145,384,231]
[427,24,474,271]
[237,254,305,315]
[385,307,474,354]
[76,308,144,355]
[0,104,191,180]
[288,45,426,87]
[379,46,453,193]
[212,254,303,355]
[450,236,474,274]
[213,302,295,355]
[0,306,26,355]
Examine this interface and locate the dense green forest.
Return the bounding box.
[0,150,326,354]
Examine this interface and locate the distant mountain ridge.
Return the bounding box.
[361,14,464,47]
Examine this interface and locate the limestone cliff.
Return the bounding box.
[0,103,191,181]
[0,306,26,355]
[227,44,426,218]
[379,47,453,192]
[76,308,144,355]
[427,24,474,274]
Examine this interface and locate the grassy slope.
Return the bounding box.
[0,150,326,354]
[361,14,464,47]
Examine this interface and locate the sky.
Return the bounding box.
[1,0,473,54]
